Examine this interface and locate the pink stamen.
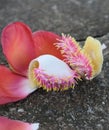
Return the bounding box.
[34,68,78,91]
[55,34,93,79]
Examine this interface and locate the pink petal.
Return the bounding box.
[33,31,64,60]
[0,116,39,130]
[0,65,36,105]
[1,22,36,76]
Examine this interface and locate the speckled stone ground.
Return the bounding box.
[0,0,109,130]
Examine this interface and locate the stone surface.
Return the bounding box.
[0,0,109,130]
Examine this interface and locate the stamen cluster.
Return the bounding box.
[55,34,93,79]
[34,68,77,91]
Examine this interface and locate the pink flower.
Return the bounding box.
[0,22,78,105]
[0,22,103,129]
[0,22,103,105]
[0,116,39,130]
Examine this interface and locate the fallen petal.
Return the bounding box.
[1,22,36,76]
[33,31,64,60]
[83,36,103,78]
[0,116,39,130]
[0,65,37,105]
[28,55,79,91]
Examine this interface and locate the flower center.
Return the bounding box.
[28,55,78,91]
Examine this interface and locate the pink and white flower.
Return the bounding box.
[0,21,103,129]
[0,22,64,104]
[0,22,78,105]
[0,22,103,105]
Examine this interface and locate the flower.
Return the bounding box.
[0,21,103,105]
[0,22,77,105]
[0,116,39,130]
[0,21,103,129]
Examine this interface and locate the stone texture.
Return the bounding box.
[0,0,109,130]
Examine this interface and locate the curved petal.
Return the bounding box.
[83,36,103,78]
[1,22,36,76]
[0,116,39,130]
[0,65,37,105]
[33,31,64,60]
